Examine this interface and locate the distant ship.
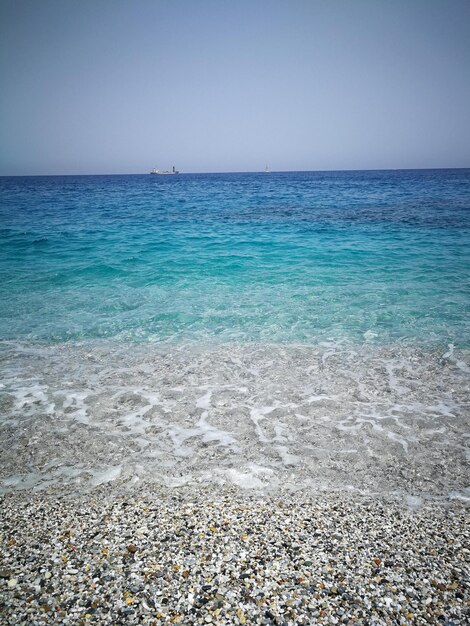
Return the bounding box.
[264,164,270,173]
[150,166,179,175]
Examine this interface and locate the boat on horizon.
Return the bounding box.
[150,166,179,175]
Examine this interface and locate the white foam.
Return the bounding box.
[448,487,470,503]
[11,382,55,416]
[441,344,469,372]
[168,417,238,458]
[250,404,279,443]
[196,390,212,409]
[214,465,275,489]
[430,401,456,417]
[163,473,194,488]
[89,465,122,487]
[60,390,91,424]
[219,469,265,489]
[384,360,411,396]
[306,394,333,404]
[442,344,455,360]
[276,445,300,467]
[404,493,423,510]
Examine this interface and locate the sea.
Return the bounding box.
[0,169,469,503]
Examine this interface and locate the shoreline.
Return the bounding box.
[1,487,468,625]
[1,341,468,501]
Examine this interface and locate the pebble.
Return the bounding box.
[0,487,468,625]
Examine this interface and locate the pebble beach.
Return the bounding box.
[1,487,468,625]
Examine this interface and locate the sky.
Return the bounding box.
[1,0,470,175]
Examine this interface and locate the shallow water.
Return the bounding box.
[0,170,469,500]
[0,340,468,501]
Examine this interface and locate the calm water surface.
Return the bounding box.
[1,170,469,345]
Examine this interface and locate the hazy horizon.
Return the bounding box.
[3,166,470,178]
[1,0,470,176]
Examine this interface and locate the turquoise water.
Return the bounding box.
[0,170,469,497]
[1,169,469,346]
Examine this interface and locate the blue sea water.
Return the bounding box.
[1,169,469,347]
[0,169,469,498]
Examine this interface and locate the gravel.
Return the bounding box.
[0,486,468,625]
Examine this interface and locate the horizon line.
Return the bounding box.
[1,166,470,178]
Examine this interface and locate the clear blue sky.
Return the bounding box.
[1,0,469,175]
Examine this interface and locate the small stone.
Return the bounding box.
[121,607,134,615]
[7,578,17,588]
[127,544,137,553]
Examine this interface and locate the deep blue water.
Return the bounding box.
[1,169,469,346]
